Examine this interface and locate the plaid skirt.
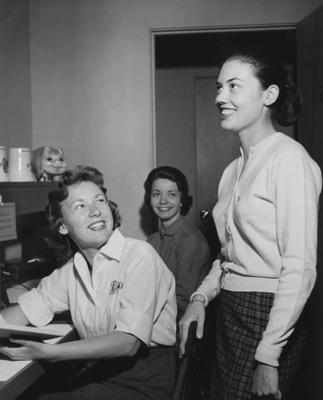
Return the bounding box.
[209,290,306,400]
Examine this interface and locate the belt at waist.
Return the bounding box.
[221,270,279,293]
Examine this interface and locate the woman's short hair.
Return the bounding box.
[45,165,121,261]
[221,47,301,127]
[144,166,193,215]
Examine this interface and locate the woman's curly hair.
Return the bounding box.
[45,165,121,264]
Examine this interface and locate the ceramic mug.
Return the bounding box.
[0,146,8,182]
[8,147,36,182]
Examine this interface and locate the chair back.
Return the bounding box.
[172,321,198,400]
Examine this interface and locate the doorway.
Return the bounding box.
[153,13,323,398]
[153,28,296,255]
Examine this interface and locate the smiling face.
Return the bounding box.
[58,181,113,252]
[150,178,182,227]
[215,59,269,134]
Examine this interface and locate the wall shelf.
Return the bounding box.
[0,182,57,216]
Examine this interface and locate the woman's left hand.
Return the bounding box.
[251,363,281,399]
[0,339,54,361]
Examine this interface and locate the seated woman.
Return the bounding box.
[144,166,211,320]
[0,165,177,400]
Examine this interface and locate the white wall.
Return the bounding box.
[29,0,323,238]
[0,0,32,148]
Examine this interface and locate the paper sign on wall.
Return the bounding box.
[0,202,17,242]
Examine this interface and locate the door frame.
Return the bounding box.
[150,23,296,166]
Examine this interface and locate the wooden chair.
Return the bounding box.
[172,321,198,400]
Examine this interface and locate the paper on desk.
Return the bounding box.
[0,359,31,382]
[0,323,73,381]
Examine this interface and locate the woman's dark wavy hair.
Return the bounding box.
[220,47,301,127]
[45,165,121,263]
[144,166,193,215]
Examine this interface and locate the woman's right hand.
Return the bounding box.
[0,339,55,361]
[178,299,205,357]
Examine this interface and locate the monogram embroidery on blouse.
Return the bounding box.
[110,280,123,295]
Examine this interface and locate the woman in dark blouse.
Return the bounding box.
[144,166,211,320]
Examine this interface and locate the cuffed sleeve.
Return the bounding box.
[18,289,54,327]
[114,244,176,346]
[190,257,222,306]
[17,262,71,327]
[115,308,153,345]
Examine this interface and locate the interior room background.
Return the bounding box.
[1,0,322,239]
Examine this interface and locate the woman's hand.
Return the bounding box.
[0,339,55,361]
[251,363,281,399]
[178,300,205,357]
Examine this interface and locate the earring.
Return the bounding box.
[58,224,68,235]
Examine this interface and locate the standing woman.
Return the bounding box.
[144,166,211,320]
[179,49,322,400]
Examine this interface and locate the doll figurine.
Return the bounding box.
[31,146,67,182]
